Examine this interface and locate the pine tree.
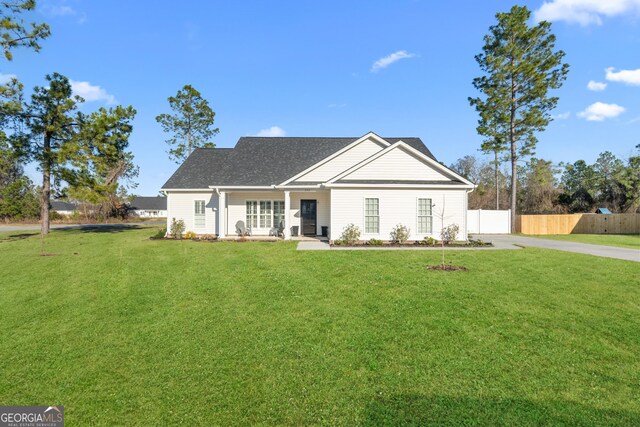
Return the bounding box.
[156,85,219,163]
[469,5,569,231]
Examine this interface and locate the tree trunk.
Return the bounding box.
[494,150,499,210]
[40,132,51,235]
[510,73,518,233]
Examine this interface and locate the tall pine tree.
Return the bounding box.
[469,5,568,231]
[156,85,219,164]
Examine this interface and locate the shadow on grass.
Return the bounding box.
[363,394,639,426]
[0,232,39,242]
[54,224,145,234]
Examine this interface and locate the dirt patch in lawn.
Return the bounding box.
[426,264,469,271]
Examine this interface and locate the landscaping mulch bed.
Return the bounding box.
[331,240,493,248]
[426,264,469,271]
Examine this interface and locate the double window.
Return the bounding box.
[247,200,285,229]
[417,198,433,233]
[194,200,206,228]
[364,198,379,234]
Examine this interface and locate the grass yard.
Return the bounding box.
[1,226,639,425]
[528,233,640,249]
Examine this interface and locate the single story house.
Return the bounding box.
[130,196,168,217]
[51,201,78,216]
[161,132,475,241]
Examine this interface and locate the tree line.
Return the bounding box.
[450,147,640,214]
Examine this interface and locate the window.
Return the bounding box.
[246,201,258,228]
[247,200,284,229]
[259,201,272,228]
[194,200,206,228]
[417,198,432,233]
[364,198,379,233]
[273,201,285,227]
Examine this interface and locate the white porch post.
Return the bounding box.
[218,191,226,238]
[284,190,291,240]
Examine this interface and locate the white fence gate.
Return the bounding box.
[467,209,511,234]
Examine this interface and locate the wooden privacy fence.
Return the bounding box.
[516,213,640,235]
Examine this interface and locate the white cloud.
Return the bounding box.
[371,50,416,73]
[70,80,117,104]
[605,67,640,86]
[577,102,625,121]
[255,126,286,137]
[0,73,17,84]
[587,80,607,91]
[328,103,347,108]
[554,111,571,120]
[41,2,87,24]
[534,0,640,26]
[44,4,76,16]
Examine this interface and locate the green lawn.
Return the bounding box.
[1,227,639,425]
[528,233,640,249]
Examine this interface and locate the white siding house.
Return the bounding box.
[130,196,168,218]
[162,132,475,241]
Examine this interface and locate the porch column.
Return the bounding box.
[218,191,226,238]
[284,190,291,240]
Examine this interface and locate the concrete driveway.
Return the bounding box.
[477,234,640,262]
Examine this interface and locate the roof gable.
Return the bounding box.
[283,133,388,185]
[329,142,474,187]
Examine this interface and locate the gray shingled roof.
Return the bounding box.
[51,201,77,211]
[162,136,437,189]
[130,196,167,210]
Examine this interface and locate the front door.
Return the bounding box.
[300,200,317,236]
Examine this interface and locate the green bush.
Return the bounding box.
[367,238,383,246]
[421,236,438,246]
[49,210,63,221]
[151,227,167,239]
[390,224,410,243]
[170,218,186,239]
[340,224,361,245]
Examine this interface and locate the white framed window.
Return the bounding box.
[417,198,432,233]
[246,201,258,228]
[364,198,379,234]
[247,200,284,229]
[259,201,272,228]
[273,201,285,227]
[194,200,206,228]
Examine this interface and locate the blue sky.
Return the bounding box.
[3,0,639,195]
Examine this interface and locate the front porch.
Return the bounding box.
[215,189,331,240]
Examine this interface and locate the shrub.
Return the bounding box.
[440,223,460,243]
[340,223,361,245]
[390,224,410,243]
[151,226,167,239]
[367,238,383,246]
[332,239,344,246]
[184,231,197,239]
[49,210,63,221]
[421,236,437,246]
[170,218,186,239]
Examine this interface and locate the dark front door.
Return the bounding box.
[300,200,317,236]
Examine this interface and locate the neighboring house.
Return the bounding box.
[161,132,475,241]
[130,196,168,217]
[50,201,78,216]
